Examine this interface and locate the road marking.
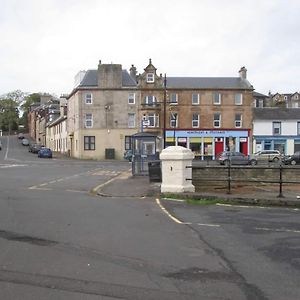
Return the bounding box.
[0,164,27,168]
[161,198,185,202]
[197,223,221,227]
[255,227,300,234]
[155,198,183,224]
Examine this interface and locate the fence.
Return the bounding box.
[187,164,300,198]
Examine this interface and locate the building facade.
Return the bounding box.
[139,62,254,159]
[253,108,300,155]
[67,61,140,160]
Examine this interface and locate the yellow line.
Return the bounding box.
[155,198,182,224]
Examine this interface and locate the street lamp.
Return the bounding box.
[163,74,167,148]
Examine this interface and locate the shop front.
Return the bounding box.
[165,129,250,160]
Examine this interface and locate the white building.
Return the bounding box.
[253,108,300,155]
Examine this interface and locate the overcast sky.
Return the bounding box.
[1,0,300,97]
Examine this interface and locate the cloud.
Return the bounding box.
[0,0,300,95]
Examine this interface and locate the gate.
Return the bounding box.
[131,132,159,176]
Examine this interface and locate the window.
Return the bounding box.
[145,95,156,106]
[298,122,300,135]
[213,113,221,128]
[213,93,221,105]
[85,113,93,128]
[125,136,131,150]
[192,114,199,128]
[235,93,243,105]
[146,73,154,83]
[148,113,159,127]
[128,93,135,104]
[273,122,281,135]
[84,136,95,150]
[128,113,135,128]
[192,93,200,105]
[85,93,92,104]
[170,112,178,128]
[235,114,242,128]
[170,93,178,105]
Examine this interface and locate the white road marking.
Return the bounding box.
[255,227,300,234]
[197,223,221,227]
[156,198,182,224]
[0,164,27,168]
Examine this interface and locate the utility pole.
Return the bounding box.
[163,74,167,148]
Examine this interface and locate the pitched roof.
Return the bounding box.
[78,70,137,88]
[166,77,253,90]
[253,108,300,120]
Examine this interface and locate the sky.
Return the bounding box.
[1,0,300,97]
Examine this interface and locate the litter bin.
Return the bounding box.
[148,160,161,182]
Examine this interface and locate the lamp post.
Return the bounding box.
[163,74,167,148]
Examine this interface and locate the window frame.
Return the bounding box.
[85,93,93,104]
[235,93,243,105]
[146,73,154,83]
[170,93,178,105]
[128,92,135,104]
[147,112,159,128]
[213,113,221,128]
[145,95,156,106]
[192,93,200,105]
[297,122,300,135]
[170,112,178,128]
[192,113,199,128]
[85,113,93,128]
[213,93,221,105]
[84,136,95,150]
[128,113,135,128]
[235,113,242,128]
[273,121,281,135]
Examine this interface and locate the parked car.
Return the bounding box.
[283,151,300,165]
[21,138,29,146]
[29,143,43,154]
[253,150,282,162]
[216,151,257,166]
[38,147,52,158]
[123,149,133,162]
[17,133,24,139]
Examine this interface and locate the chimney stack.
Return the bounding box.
[129,64,137,82]
[239,66,247,80]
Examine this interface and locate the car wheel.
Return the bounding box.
[273,157,279,162]
[250,160,257,166]
[291,160,297,165]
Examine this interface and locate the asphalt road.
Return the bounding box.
[0,135,300,299]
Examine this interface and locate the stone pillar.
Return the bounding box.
[160,146,195,193]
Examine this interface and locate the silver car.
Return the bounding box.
[254,150,282,162]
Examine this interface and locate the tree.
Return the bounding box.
[0,90,26,133]
[19,93,41,129]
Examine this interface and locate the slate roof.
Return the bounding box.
[79,70,137,87]
[253,91,268,97]
[253,108,300,120]
[166,77,253,90]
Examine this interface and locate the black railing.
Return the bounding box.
[186,164,300,198]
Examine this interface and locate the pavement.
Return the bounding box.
[96,170,300,207]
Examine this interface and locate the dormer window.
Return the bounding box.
[146,73,154,83]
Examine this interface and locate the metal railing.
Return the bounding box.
[186,163,300,198]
